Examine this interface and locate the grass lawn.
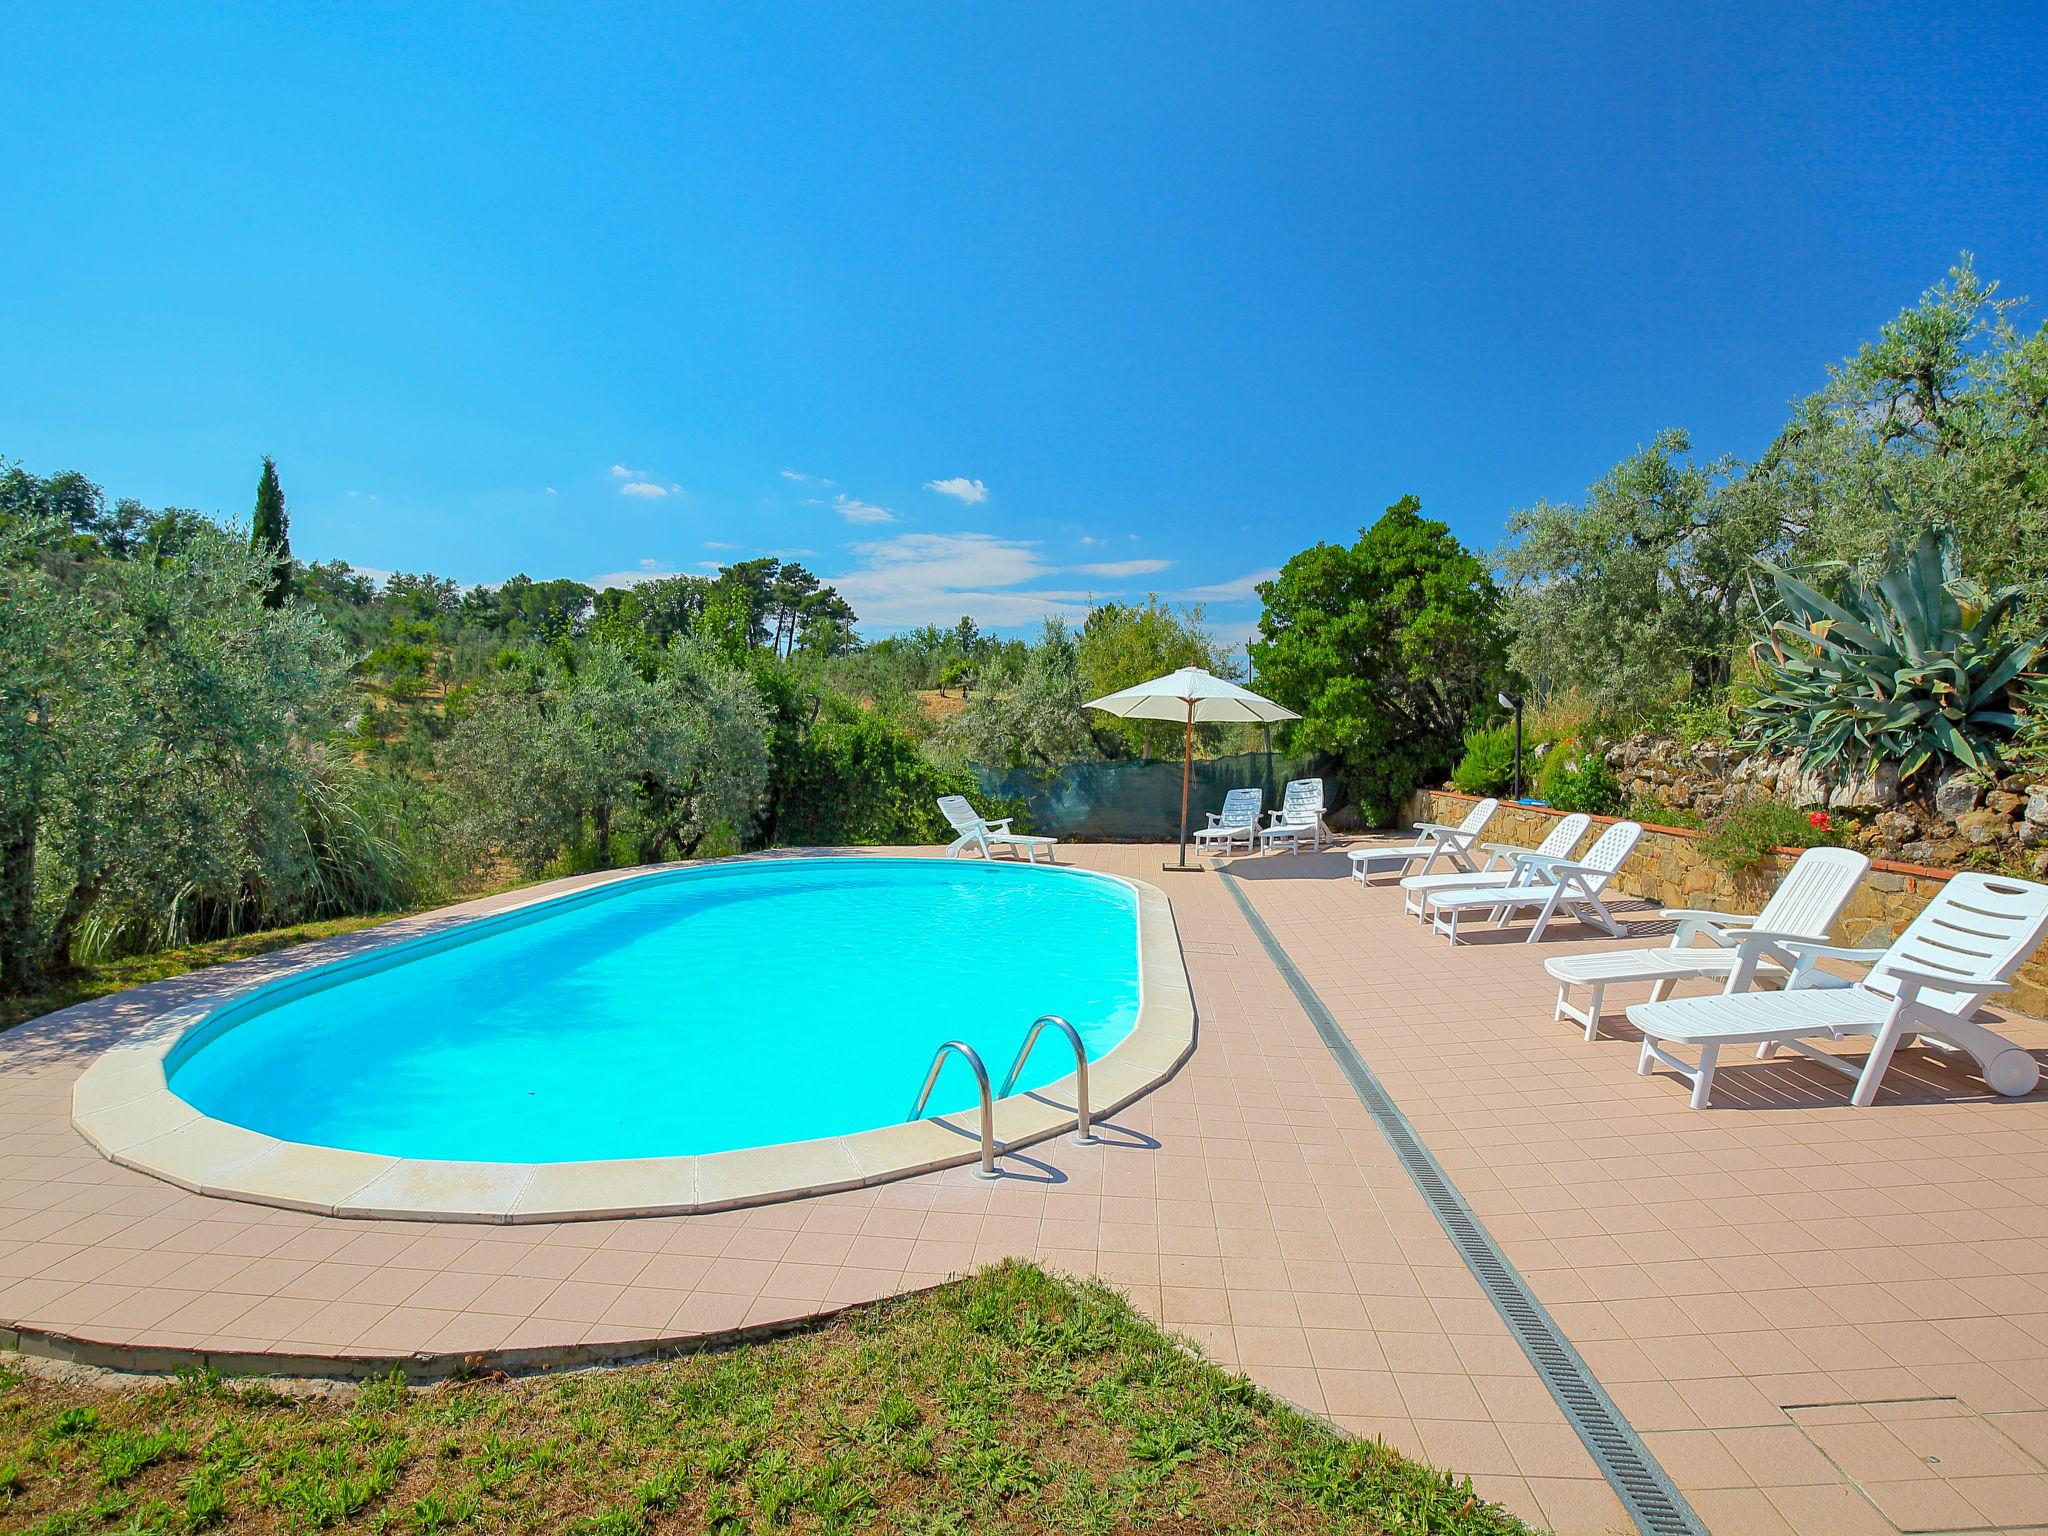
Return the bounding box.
[0,915,413,1035]
[0,1262,1539,1535]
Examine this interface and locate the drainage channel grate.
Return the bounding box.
[1219,873,1706,1536]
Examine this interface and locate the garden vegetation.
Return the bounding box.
[3,257,2044,1004]
[0,1262,1535,1536]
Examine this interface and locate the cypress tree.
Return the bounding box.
[251,455,293,607]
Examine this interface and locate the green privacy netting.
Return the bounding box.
[969,752,1342,839]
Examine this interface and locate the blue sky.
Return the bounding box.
[4,3,2044,646]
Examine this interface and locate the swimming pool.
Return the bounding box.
[73,857,1194,1221]
[170,858,1139,1162]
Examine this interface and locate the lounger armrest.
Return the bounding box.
[1747,935,1888,961]
[1872,963,2008,998]
[1658,907,1762,925]
[982,817,1016,834]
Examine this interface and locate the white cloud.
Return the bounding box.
[588,567,672,590]
[1078,534,1104,547]
[781,468,835,487]
[618,481,671,499]
[1181,568,1279,603]
[638,558,662,570]
[923,476,989,505]
[831,532,1098,628]
[779,468,807,481]
[833,494,897,525]
[704,540,740,550]
[1072,558,1172,579]
[610,464,644,479]
[544,486,558,495]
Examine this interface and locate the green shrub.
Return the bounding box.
[1450,726,1516,796]
[1545,755,1624,816]
[1698,798,1842,873]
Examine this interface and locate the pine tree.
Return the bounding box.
[251,455,293,607]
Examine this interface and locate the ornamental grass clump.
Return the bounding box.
[1745,525,2045,783]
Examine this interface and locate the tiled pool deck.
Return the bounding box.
[3,844,2046,1535]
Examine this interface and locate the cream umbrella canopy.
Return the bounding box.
[1083,667,1300,870]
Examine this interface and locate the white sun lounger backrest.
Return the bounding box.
[1530,812,1592,860]
[1276,778,1323,826]
[1864,872,2048,1015]
[1215,787,1262,829]
[1752,845,1870,940]
[1456,798,1499,836]
[936,795,985,835]
[1577,820,1643,881]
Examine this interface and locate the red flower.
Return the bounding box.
[1809,811,1832,830]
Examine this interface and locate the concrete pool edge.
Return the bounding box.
[69,859,1195,1223]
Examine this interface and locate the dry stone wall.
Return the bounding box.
[1603,733,2048,877]
[1404,788,2048,1017]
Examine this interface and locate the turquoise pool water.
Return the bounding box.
[166,858,1141,1163]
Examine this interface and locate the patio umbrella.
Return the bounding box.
[1083,666,1299,871]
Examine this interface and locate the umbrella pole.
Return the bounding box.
[1165,700,1197,872]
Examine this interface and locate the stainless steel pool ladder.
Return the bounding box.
[1000,1014,1095,1145]
[905,1015,1097,1181]
[906,1041,1001,1179]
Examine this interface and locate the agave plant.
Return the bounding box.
[1744,527,2045,782]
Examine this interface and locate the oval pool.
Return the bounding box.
[163,858,1142,1164]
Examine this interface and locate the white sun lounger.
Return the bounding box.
[1193,787,1263,855]
[1259,778,1327,855]
[1629,871,2048,1108]
[1543,845,1871,1039]
[1347,798,1499,884]
[1418,820,1644,944]
[938,795,1058,864]
[1398,813,1592,919]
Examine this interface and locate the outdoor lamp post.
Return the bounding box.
[1498,691,1525,801]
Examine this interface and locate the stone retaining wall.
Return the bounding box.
[1603,732,2048,875]
[1403,789,2048,1017]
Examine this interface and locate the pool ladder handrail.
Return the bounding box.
[999,1014,1096,1145]
[906,1016,1100,1180]
[907,1041,1001,1179]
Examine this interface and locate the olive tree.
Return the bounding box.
[440,638,772,873]
[0,517,349,990]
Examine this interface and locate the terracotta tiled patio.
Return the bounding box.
[3,843,2046,1536]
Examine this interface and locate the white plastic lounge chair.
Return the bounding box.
[1193,787,1263,856]
[1630,871,2048,1108]
[1544,845,1870,1039]
[1258,778,1327,855]
[1398,813,1592,919]
[1419,820,1645,944]
[938,795,1058,865]
[1347,798,1500,883]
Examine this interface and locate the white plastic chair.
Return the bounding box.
[1629,871,2048,1108]
[1419,820,1645,944]
[937,795,1058,864]
[1258,779,1327,855]
[1347,798,1499,883]
[1544,845,1870,1039]
[1398,813,1592,919]
[1193,787,1263,856]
